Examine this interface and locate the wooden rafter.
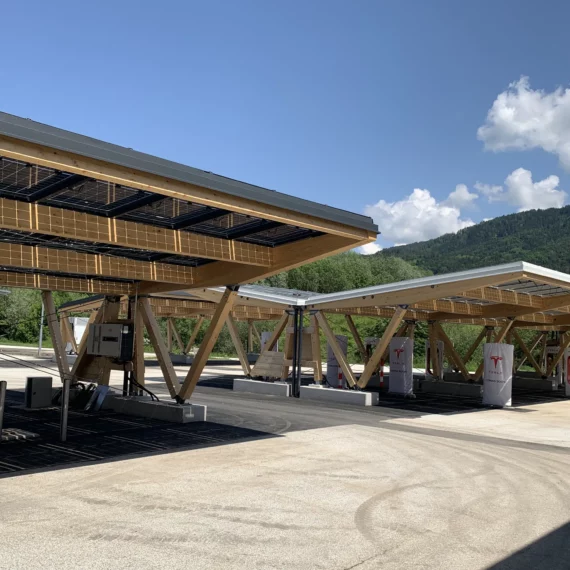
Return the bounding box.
[145,234,367,293]
[0,242,196,285]
[0,198,273,267]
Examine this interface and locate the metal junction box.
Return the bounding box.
[87,323,134,362]
[25,376,53,409]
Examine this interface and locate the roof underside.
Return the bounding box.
[0,113,377,294]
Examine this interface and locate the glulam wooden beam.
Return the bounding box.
[42,291,69,382]
[0,197,272,267]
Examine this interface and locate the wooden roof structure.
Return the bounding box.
[0,112,377,295]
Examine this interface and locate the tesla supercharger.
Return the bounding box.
[389,337,414,396]
[327,335,348,388]
[425,340,444,377]
[482,343,514,407]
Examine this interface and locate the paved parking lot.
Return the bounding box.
[1,358,570,569]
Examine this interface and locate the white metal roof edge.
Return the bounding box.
[207,286,306,307]
[519,262,570,285]
[304,261,530,306]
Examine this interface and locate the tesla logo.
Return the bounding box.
[394,348,405,358]
[490,355,502,368]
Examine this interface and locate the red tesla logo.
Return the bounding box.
[394,348,405,358]
[490,355,502,368]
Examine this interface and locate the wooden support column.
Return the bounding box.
[310,313,323,383]
[42,291,70,383]
[345,314,367,363]
[381,320,409,361]
[251,321,262,347]
[226,315,251,377]
[169,318,184,352]
[428,321,441,380]
[315,311,356,388]
[516,332,545,372]
[358,307,407,389]
[545,333,570,378]
[280,315,295,380]
[166,318,173,352]
[59,313,78,353]
[185,316,204,354]
[462,327,487,366]
[132,297,146,387]
[486,326,495,343]
[261,312,288,353]
[435,324,470,382]
[407,321,416,340]
[139,297,179,399]
[178,287,238,402]
[247,321,254,353]
[512,329,543,377]
[72,305,106,380]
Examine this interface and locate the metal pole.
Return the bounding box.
[37,301,45,357]
[0,380,6,441]
[291,308,304,398]
[60,376,70,442]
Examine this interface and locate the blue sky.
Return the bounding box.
[2,0,570,250]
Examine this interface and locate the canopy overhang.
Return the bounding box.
[0,112,377,295]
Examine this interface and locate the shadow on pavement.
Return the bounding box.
[488,520,570,569]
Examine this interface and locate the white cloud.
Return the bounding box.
[474,182,503,199]
[476,168,566,211]
[358,242,382,255]
[364,188,475,245]
[478,76,570,169]
[444,183,479,209]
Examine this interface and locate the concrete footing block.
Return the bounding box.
[233,378,291,397]
[421,380,483,398]
[299,385,379,406]
[104,395,207,423]
[513,376,558,391]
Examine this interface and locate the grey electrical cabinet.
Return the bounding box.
[25,376,53,408]
[87,323,134,362]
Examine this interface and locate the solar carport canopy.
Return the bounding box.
[305,261,570,329]
[0,112,377,294]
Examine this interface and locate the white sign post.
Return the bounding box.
[482,343,514,407]
[389,337,414,396]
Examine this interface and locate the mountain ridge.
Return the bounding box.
[379,206,570,274]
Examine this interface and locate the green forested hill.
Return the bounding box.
[381,206,570,274]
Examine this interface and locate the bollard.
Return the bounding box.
[60,377,71,442]
[0,380,6,441]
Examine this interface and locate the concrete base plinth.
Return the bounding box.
[233,378,290,397]
[513,376,558,391]
[103,395,207,423]
[421,380,483,398]
[300,385,379,406]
